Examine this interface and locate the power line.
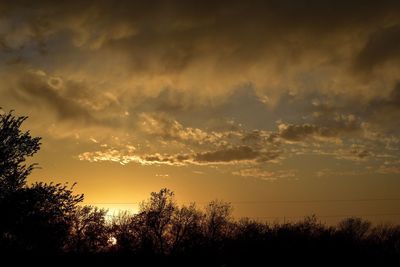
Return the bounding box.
[219,198,400,204]
[103,212,400,219]
[81,198,400,205]
[252,213,400,219]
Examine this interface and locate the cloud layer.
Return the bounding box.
[1,0,399,179]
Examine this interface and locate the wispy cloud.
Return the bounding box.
[232,168,296,181]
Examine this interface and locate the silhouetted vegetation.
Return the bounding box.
[1,110,399,265]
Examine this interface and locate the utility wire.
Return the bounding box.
[82,198,400,205]
[103,212,400,219]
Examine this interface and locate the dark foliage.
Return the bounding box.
[0,111,41,193]
[1,110,400,266]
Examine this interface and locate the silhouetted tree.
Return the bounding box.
[111,211,138,253]
[170,203,203,253]
[0,111,84,253]
[204,200,233,243]
[370,223,400,260]
[67,206,109,253]
[338,217,371,240]
[0,111,41,194]
[1,182,83,252]
[234,217,269,242]
[137,188,176,254]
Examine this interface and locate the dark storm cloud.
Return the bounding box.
[2,0,400,169]
[1,0,400,75]
[11,71,120,126]
[370,82,400,109]
[136,88,201,113]
[12,72,96,123]
[387,82,400,107]
[2,0,400,120]
[354,25,400,73]
[365,82,400,129]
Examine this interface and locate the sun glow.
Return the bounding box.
[102,205,140,222]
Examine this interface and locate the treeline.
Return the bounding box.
[1,111,400,266]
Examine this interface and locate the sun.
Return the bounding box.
[108,236,117,246]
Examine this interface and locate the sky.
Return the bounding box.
[1,0,400,224]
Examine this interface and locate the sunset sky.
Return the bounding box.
[1,0,400,224]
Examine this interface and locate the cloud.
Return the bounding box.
[277,113,361,142]
[333,144,373,162]
[362,82,400,130]
[78,149,143,166]
[2,0,400,104]
[77,107,398,168]
[354,25,400,74]
[1,0,400,178]
[193,145,278,164]
[232,168,295,181]
[78,144,280,166]
[141,153,190,166]
[137,87,202,113]
[315,168,369,177]
[377,165,400,174]
[139,113,215,144]
[375,159,400,174]
[278,123,322,142]
[350,149,372,160]
[8,69,123,127]
[12,70,98,124]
